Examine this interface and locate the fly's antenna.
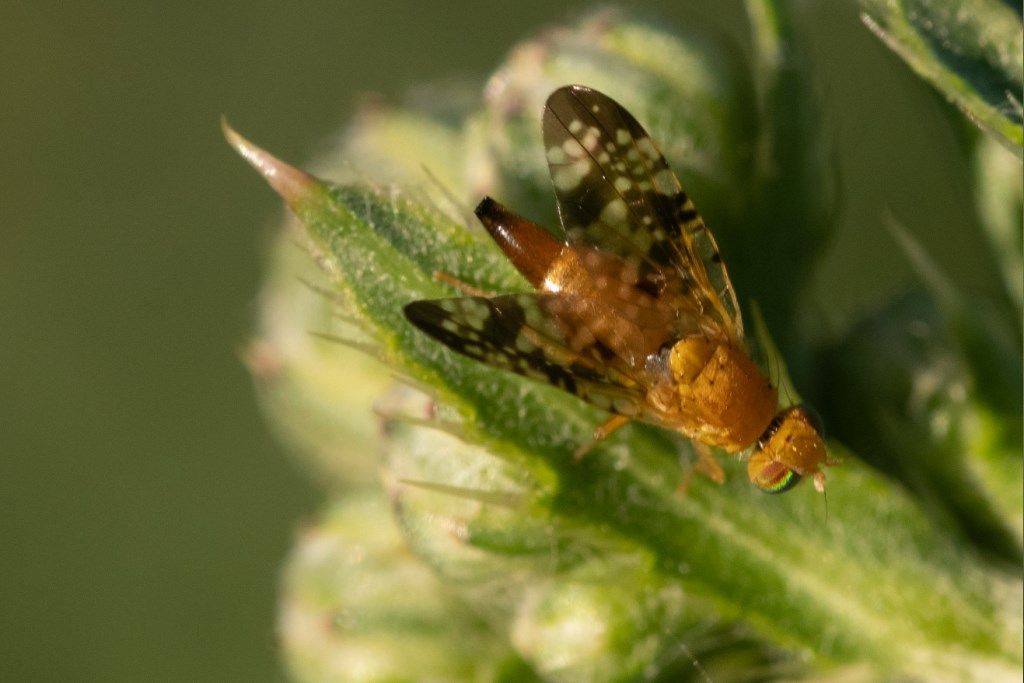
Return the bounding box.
[779,355,795,407]
[750,299,800,407]
[769,347,795,408]
[770,350,781,395]
[763,338,778,387]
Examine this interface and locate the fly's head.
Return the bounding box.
[747,405,830,494]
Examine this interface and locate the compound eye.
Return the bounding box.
[760,467,802,494]
[750,456,803,494]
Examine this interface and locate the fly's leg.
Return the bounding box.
[678,442,726,495]
[694,442,726,483]
[573,414,631,461]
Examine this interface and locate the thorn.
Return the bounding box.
[221,115,317,204]
[396,479,523,508]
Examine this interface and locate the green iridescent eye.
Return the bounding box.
[760,468,802,494]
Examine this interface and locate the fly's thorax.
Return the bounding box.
[669,338,777,453]
[748,405,828,493]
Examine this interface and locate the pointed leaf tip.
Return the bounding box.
[221,116,317,203]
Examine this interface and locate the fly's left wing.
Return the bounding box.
[404,293,659,421]
[542,85,743,340]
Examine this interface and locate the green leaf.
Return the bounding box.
[886,216,1022,415]
[823,292,1023,565]
[860,0,1024,157]
[227,125,1022,677]
[378,388,797,681]
[973,134,1024,325]
[240,106,496,490]
[834,166,1023,567]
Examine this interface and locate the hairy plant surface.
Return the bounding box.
[231,1,1022,680]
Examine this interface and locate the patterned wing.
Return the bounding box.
[542,84,743,339]
[404,293,654,419]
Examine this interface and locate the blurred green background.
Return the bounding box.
[0,1,1006,680]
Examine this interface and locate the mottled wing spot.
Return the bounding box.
[515,335,537,353]
[546,146,568,164]
[562,138,584,157]
[599,198,628,225]
[553,159,592,192]
[580,126,602,152]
